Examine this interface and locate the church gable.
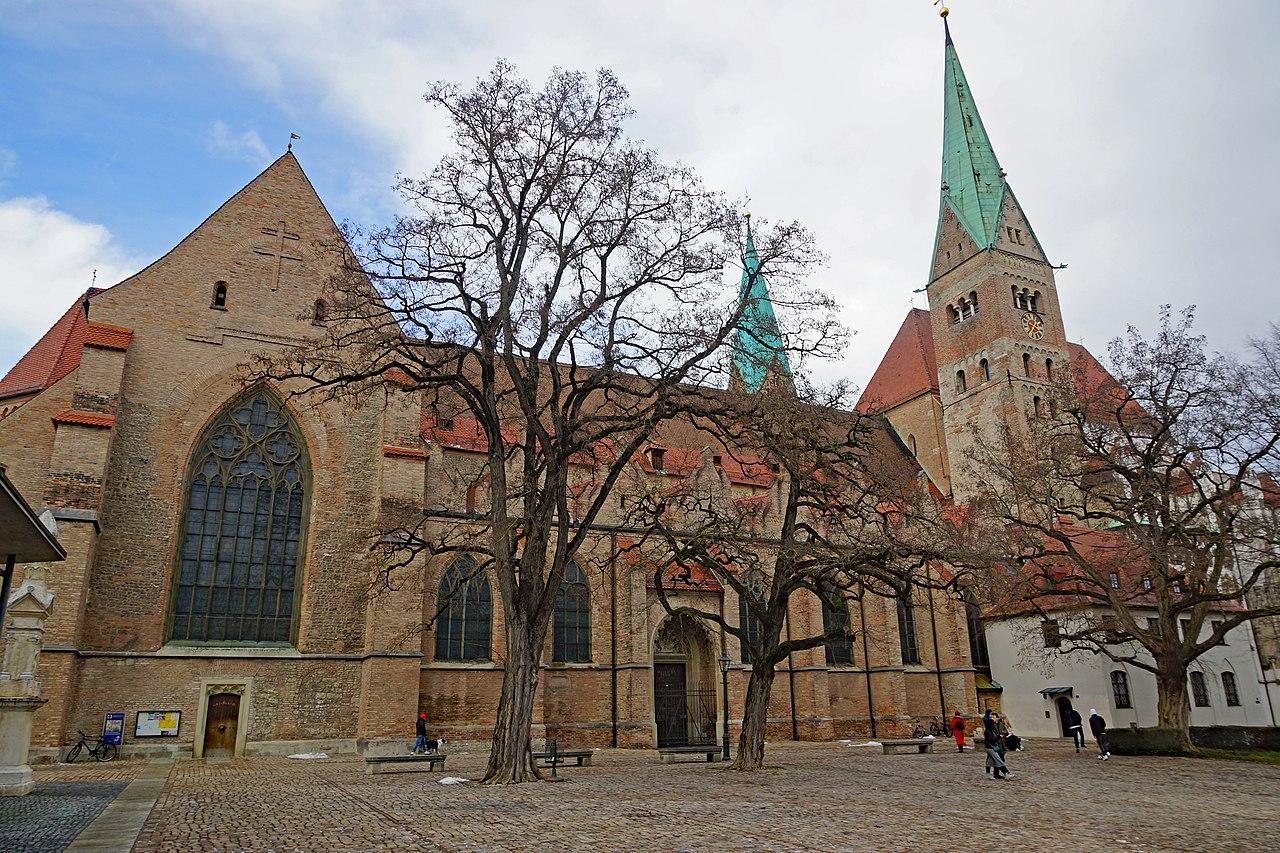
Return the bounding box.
[87,151,345,349]
[993,187,1048,264]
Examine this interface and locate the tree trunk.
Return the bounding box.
[1154,658,1193,753]
[732,664,776,771]
[483,616,542,783]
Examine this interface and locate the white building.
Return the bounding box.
[985,608,1277,739]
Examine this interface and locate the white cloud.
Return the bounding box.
[0,196,144,370]
[207,120,271,165]
[148,2,1280,384]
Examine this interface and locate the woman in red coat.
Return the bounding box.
[951,710,966,753]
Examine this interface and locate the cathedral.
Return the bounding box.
[1,21,1107,759]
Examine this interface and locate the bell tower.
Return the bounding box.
[927,14,1071,500]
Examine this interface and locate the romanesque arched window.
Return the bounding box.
[1111,670,1132,709]
[169,388,308,643]
[738,574,766,662]
[552,561,591,662]
[434,556,492,661]
[980,358,991,382]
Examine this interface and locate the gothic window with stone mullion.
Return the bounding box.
[435,557,492,661]
[552,561,591,662]
[738,574,767,663]
[170,388,309,644]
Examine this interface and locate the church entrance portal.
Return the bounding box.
[652,614,717,748]
[203,692,241,758]
[1055,696,1075,738]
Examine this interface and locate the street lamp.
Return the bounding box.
[718,653,732,761]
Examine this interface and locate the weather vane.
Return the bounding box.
[287,132,300,152]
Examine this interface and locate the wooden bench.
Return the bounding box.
[533,749,594,767]
[658,745,722,763]
[880,738,934,755]
[364,753,447,774]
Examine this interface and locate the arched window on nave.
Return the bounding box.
[553,561,591,662]
[169,387,309,643]
[435,556,492,661]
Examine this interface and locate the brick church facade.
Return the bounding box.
[1,21,1103,759]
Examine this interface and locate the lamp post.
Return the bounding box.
[718,653,732,761]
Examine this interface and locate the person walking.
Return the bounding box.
[1089,708,1110,760]
[982,709,1011,779]
[951,709,967,753]
[1068,707,1084,752]
[410,711,428,755]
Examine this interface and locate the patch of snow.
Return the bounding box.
[922,735,935,740]
[438,776,469,785]
[851,741,882,747]
[287,752,329,760]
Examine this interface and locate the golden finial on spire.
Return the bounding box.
[934,1,949,18]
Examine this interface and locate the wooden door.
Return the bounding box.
[654,662,689,747]
[203,692,240,757]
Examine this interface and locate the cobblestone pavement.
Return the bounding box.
[0,781,130,852]
[127,740,1278,852]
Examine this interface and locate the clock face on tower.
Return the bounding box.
[1022,312,1045,340]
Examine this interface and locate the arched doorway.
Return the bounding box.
[1055,696,1075,737]
[652,613,717,748]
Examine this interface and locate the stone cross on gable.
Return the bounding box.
[253,221,303,290]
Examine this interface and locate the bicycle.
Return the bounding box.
[65,729,118,763]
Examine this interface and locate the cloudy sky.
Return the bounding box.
[1,1,1277,387]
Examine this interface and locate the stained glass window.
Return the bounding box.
[552,561,591,662]
[435,557,492,661]
[170,389,308,643]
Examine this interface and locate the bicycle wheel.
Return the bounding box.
[65,743,83,763]
[97,743,118,762]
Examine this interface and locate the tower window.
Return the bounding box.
[956,370,967,393]
[1033,395,1042,417]
[1023,352,1032,377]
[969,291,979,315]
[1045,358,1054,381]
[1029,291,1041,313]
[949,305,961,325]
[313,299,327,324]
[211,281,228,309]
[980,358,991,382]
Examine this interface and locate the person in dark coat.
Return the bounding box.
[1088,708,1110,760]
[1068,708,1084,752]
[982,710,1011,779]
[951,710,967,753]
[410,711,428,755]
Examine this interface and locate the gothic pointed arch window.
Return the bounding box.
[169,387,308,643]
[738,573,767,662]
[553,561,591,662]
[435,556,492,661]
[897,594,921,665]
[820,582,853,666]
[965,592,989,669]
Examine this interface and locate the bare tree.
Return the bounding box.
[253,62,834,782]
[968,307,1280,750]
[633,382,988,770]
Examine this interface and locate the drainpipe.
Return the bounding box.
[610,531,618,748]
[859,593,877,738]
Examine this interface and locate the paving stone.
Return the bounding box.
[124,739,1280,852]
[0,781,129,853]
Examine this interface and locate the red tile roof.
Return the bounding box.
[84,322,133,351]
[0,289,100,401]
[857,308,938,412]
[51,409,116,428]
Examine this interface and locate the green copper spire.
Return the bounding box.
[732,218,793,394]
[939,18,1007,248]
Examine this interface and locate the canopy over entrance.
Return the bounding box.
[1038,686,1073,697]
